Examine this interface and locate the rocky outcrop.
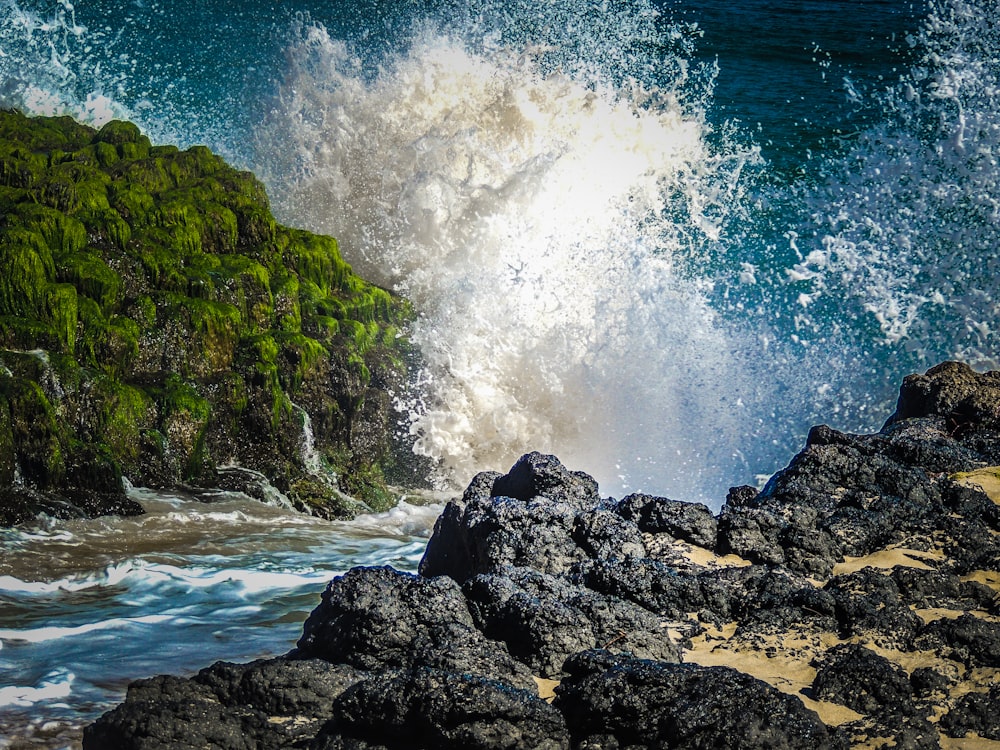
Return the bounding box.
[85,361,1000,748]
[0,111,419,525]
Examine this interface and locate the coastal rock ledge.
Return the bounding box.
[86,361,1000,749]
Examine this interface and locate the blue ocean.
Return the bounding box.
[2,0,997,744]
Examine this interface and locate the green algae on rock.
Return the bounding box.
[0,109,415,525]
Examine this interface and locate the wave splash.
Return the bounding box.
[254,4,766,501]
[2,0,997,504]
[795,0,1000,368]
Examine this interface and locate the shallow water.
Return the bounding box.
[0,488,442,748]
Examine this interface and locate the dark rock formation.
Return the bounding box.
[85,361,1000,748]
[463,566,680,676]
[940,683,1000,740]
[617,492,718,547]
[555,650,845,750]
[295,565,537,691]
[810,644,916,716]
[0,111,417,527]
[84,658,369,749]
[313,668,570,750]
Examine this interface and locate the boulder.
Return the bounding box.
[616,492,718,547]
[296,565,536,690]
[810,644,916,716]
[312,667,570,750]
[941,684,1000,740]
[83,658,368,750]
[463,566,680,677]
[555,650,846,750]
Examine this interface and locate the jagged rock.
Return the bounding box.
[940,683,1000,740]
[887,360,1000,434]
[578,557,827,627]
[915,614,1000,667]
[576,556,707,617]
[312,667,570,750]
[460,495,587,578]
[572,507,646,560]
[193,657,366,718]
[555,650,846,750]
[420,454,606,583]
[616,493,718,547]
[825,568,923,649]
[889,566,997,611]
[717,504,786,566]
[909,667,954,701]
[490,451,601,511]
[296,565,536,690]
[811,644,916,716]
[82,669,327,750]
[463,566,680,677]
[419,500,473,580]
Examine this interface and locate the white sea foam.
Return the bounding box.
[255,8,763,502]
[0,614,171,645]
[0,668,74,708]
[345,499,445,537]
[0,0,128,124]
[0,557,335,599]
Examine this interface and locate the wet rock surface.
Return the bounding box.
[86,362,1000,748]
[0,112,415,527]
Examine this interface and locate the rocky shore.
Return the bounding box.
[84,361,1000,749]
[0,112,418,525]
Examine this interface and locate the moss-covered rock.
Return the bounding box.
[0,110,416,526]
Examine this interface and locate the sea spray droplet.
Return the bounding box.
[255,9,763,502]
[798,0,1000,369]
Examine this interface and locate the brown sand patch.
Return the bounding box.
[678,541,752,570]
[643,535,751,571]
[941,736,1000,749]
[913,607,1000,625]
[682,623,861,727]
[952,467,1000,503]
[964,570,1000,595]
[533,676,559,702]
[832,546,944,576]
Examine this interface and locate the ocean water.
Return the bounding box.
[2,0,999,744]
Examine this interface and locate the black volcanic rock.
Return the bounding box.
[616,492,718,547]
[463,566,679,677]
[490,451,600,510]
[295,565,536,690]
[86,362,1000,750]
[915,613,1000,668]
[571,507,646,560]
[811,644,916,716]
[941,683,1000,740]
[824,568,924,649]
[888,360,1000,433]
[312,667,570,750]
[83,660,365,750]
[555,650,846,750]
[420,453,607,583]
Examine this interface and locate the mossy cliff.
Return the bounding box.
[0,110,416,526]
